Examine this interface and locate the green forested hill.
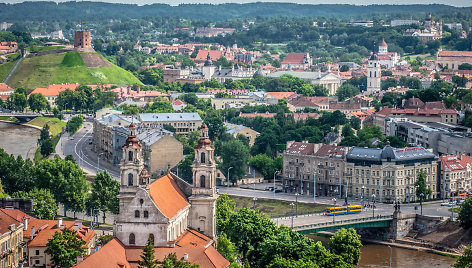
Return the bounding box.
[0,2,470,22]
[7,51,142,89]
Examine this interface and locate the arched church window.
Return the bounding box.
[129,233,135,245]
[128,174,133,186]
[144,211,149,218]
[201,152,206,164]
[135,210,140,218]
[200,175,206,188]
[128,151,133,161]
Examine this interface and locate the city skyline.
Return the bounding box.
[1,0,471,7]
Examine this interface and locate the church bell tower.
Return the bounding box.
[188,124,217,238]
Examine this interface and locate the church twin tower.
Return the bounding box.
[115,123,217,246]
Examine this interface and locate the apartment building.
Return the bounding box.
[346,145,438,203]
[139,113,202,136]
[439,154,472,198]
[0,209,24,268]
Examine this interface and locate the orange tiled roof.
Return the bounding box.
[0,82,14,92]
[74,238,130,268]
[267,91,297,100]
[281,53,307,65]
[175,229,212,248]
[26,219,95,247]
[440,154,472,172]
[314,144,347,158]
[148,174,190,219]
[195,50,224,62]
[0,210,22,235]
[0,208,36,222]
[30,84,79,96]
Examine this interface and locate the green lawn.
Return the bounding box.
[0,61,16,81]
[0,116,17,122]
[6,53,19,60]
[27,45,65,53]
[228,195,328,218]
[8,52,142,89]
[28,117,66,137]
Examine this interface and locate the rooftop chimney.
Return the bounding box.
[23,217,28,231]
[57,218,63,228]
[31,226,35,240]
[183,253,189,261]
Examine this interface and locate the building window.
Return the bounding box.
[35,250,39,255]
[144,211,149,218]
[129,233,135,245]
[128,151,133,161]
[135,210,140,218]
[128,174,133,186]
[201,152,206,164]
[200,175,206,188]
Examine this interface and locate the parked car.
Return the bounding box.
[440,202,450,206]
[274,188,282,193]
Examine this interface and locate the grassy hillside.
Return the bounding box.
[28,117,66,137]
[8,51,142,89]
[0,61,16,82]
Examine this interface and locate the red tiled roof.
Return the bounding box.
[380,39,388,47]
[0,82,14,92]
[314,144,347,158]
[26,219,95,247]
[284,142,315,155]
[440,154,472,172]
[376,107,458,117]
[329,102,361,110]
[267,91,298,100]
[0,208,36,222]
[149,174,190,219]
[175,229,212,248]
[240,112,277,119]
[0,210,21,235]
[438,50,472,57]
[74,238,130,268]
[173,99,184,106]
[195,50,223,62]
[282,53,307,65]
[30,84,79,96]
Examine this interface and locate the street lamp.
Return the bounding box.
[290,202,295,228]
[420,193,424,216]
[253,197,257,210]
[372,194,376,217]
[227,167,233,189]
[361,185,365,205]
[332,198,337,223]
[295,193,299,217]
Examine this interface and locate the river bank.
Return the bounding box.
[0,121,40,159]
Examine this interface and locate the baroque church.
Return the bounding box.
[114,122,217,246]
[76,123,229,268]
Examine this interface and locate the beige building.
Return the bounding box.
[266,71,341,96]
[139,132,183,176]
[0,209,24,268]
[210,96,255,110]
[139,113,202,136]
[282,142,348,197]
[436,50,472,70]
[224,122,260,146]
[439,154,472,198]
[346,145,438,203]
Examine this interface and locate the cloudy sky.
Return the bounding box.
[1,0,472,6]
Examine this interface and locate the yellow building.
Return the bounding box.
[0,209,24,268]
[224,123,260,146]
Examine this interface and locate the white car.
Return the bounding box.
[440,202,450,206]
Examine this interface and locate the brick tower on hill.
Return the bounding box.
[74,30,94,52]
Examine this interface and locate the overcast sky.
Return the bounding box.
[1,0,472,7]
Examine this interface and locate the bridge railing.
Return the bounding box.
[293,215,393,231]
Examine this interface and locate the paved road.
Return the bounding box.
[58,120,120,179]
[219,187,456,228]
[3,50,27,83]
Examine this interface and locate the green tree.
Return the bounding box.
[217,232,239,265]
[350,116,361,130]
[218,139,250,185]
[459,63,472,70]
[89,171,120,223]
[415,170,432,200]
[340,65,349,72]
[336,84,359,101]
[65,155,76,163]
[0,150,35,194]
[34,158,88,216]
[13,188,58,219]
[46,228,86,268]
[453,75,468,87]
[459,197,472,229]
[97,234,113,247]
[455,243,472,268]
[138,236,158,268]
[329,228,362,266]
[216,194,235,231]
[160,253,199,268]
[341,124,355,137]
[28,93,48,112]
[6,92,28,111]
[40,138,54,157]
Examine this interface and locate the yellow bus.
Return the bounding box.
[325,205,362,216]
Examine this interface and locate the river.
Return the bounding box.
[0,122,40,159]
[307,235,456,267]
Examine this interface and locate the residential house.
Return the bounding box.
[0,83,14,101]
[0,209,24,268]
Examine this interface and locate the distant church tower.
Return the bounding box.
[202,52,216,80]
[188,124,217,239]
[367,52,381,93]
[117,123,151,212]
[378,39,388,55]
